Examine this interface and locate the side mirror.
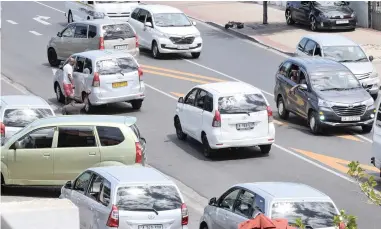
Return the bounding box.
[369,55,374,62]
[362,82,369,88]
[299,84,308,90]
[346,1,350,5]
[192,21,197,26]
[14,141,21,149]
[59,60,64,69]
[209,197,217,206]
[178,97,184,103]
[144,22,153,28]
[57,32,62,37]
[64,180,73,189]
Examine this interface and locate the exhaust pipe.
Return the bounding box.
[371,157,375,166]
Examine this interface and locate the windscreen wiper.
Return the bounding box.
[353,57,368,62]
[320,87,344,91]
[131,208,158,215]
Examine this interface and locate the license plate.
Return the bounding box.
[336,20,349,24]
[178,45,189,50]
[138,225,163,229]
[114,45,127,50]
[236,122,255,130]
[112,81,128,88]
[341,116,360,122]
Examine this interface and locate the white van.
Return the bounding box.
[65,1,140,23]
[371,99,381,176]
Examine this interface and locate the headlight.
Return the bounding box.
[319,13,328,19]
[363,98,375,107]
[93,12,105,19]
[370,70,378,79]
[351,12,356,18]
[194,33,201,38]
[318,99,333,107]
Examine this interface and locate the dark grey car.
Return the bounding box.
[274,57,376,134]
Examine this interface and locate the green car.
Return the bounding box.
[1,115,146,186]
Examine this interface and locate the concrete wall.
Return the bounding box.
[1,199,80,229]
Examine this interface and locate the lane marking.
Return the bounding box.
[142,64,225,82]
[273,119,286,126]
[145,69,211,84]
[145,84,178,100]
[6,20,18,25]
[170,92,185,97]
[33,15,51,25]
[33,1,65,14]
[353,133,373,143]
[335,134,364,143]
[1,78,31,95]
[29,31,42,36]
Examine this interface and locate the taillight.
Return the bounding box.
[135,34,139,47]
[99,37,105,50]
[135,142,142,163]
[0,122,5,138]
[138,67,143,81]
[212,110,221,127]
[267,106,273,123]
[92,72,100,87]
[181,203,189,225]
[106,205,119,228]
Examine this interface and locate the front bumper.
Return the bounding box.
[157,36,203,54]
[317,17,356,30]
[318,107,375,127]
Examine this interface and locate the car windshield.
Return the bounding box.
[310,71,361,91]
[96,57,138,75]
[218,93,267,114]
[153,13,192,27]
[116,185,182,211]
[271,201,337,228]
[95,1,138,3]
[3,108,53,128]
[103,24,135,40]
[313,1,347,7]
[323,46,368,63]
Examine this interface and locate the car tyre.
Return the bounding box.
[308,111,322,134]
[152,41,161,59]
[55,83,65,103]
[83,93,92,113]
[175,116,187,141]
[362,125,373,133]
[68,11,74,23]
[131,100,143,110]
[277,96,289,120]
[259,144,271,154]
[202,134,214,158]
[48,48,60,67]
[191,52,201,58]
[310,16,317,31]
[285,10,295,25]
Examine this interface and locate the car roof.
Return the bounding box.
[75,50,134,60]
[238,182,332,201]
[1,95,50,107]
[304,34,357,46]
[286,56,350,73]
[139,4,183,14]
[90,166,175,185]
[199,81,262,95]
[76,19,130,26]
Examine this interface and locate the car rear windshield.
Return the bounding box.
[116,185,182,211]
[271,201,337,228]
[218,94,267,114]
[96,57,138,75]
[103,24,135,40]
[3,108,53,127]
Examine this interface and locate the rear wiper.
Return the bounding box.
[132,208,158,215]
[320,87,344,91]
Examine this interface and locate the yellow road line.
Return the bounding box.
[335,134,364,143]
[170,92,185,97]
[141,65,225,82]
[144,70,212,84]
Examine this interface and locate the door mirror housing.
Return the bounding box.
[209,197,217,206]
[57,32,62,37]
[369,55,374,62]
[362,82,369,88]
[64,180,73,189]
[144,22,153,28]
[178,97,184,103]
[192,21,197,26]
[14,141,21,149]
[299,84,308,90]
[58,60,64,69]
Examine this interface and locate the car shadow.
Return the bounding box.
[139,49,195,60]
[166,134,269,162]
[1,186,60,198]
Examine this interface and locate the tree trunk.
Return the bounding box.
[263,1,268,24]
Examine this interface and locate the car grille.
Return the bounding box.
[332,105,366,117]
[106,12,130,18]
[331,15,352,19]
[169,36,195,44]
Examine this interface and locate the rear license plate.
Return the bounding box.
[336,20,349,24]
[341,116,360,122]
[138,225,163,229]
[112,81,128,88]
[114,45,127,50]
[236,122,255,130]
[178,45,189,50]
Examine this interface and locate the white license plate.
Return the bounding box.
[178,45,189,50]
[138,225,163,229]
[236,122,255,130]
[336,20,349,24]
[115,45,127,50]
[341,116,360,122]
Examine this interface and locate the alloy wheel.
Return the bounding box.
[56,85,61,101]
[286,11,291,23]
[310,17,316,31]
[309,115,316,130]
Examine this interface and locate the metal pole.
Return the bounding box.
[263,1,268,24]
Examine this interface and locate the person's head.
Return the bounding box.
[68,57,76,66]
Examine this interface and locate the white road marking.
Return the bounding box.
[145,84,178,100]
[1,77,31,95]
[6,20,18,25]
[33,15,51,25]
[353,133,373,143]
[29,31,42,36]
[33,1,65,14]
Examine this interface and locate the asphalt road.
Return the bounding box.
[1,1,381,228]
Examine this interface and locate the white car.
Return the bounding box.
[371,99,381,176]
[128,4,202,59]
[174,82,275,157]
[53,50,145,112]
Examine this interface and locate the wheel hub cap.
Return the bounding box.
[310,116,315,130]
[279,102,284,115]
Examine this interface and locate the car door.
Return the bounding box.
[72,56,87,100]
[6,126,56,185]
[202,92,215,142]
[373,102,381,166]
[73,23,89,53]
[303,39,317,57]
[298,1,311,23]
[226,190,256,229]
[53,126,101,182]
[275,61,292,107]
[135,9,149,47]
[290,68,309,119]
[56,24,77,59]
[284,63,301,113]
[212,188,241,229]
[129,7,140,31]
[295,37,308,56]
[142,10,154,46]
[189,89,207,139]
[180,88,199,135]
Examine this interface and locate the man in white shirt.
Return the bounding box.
[63,57,76,104]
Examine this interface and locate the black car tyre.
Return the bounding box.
[68,11,74,23]
[175,116,187,141]
[191,52,201,58]
[131,100,143,110]
[308,111,322,134]
[285,10,295,25]
[83,93,92,113]
[55,84,65,103]
[48,48,60,67]
[362,125,373,133]
[152,41,162,59]
[277,96,289,120]
[310,16,317,31]
[259,144,271,154]
[202,134,214,158]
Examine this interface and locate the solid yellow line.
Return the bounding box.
[141,65,225,82]
[170,92,185,97]
[335,134,364,143]
[144,70,211,84]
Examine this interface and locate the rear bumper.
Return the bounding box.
[89,84,146,105]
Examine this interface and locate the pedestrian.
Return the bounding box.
[63,57,76,105]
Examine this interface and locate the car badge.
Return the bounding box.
[182,36,186,39]
[148,214,155,220]
[348,104,354,108]
[340,15,344,19]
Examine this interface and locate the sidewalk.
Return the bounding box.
[156,1,381,75]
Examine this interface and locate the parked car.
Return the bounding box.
[295,34,379,99]
[174,82,275,157]
[128,4,202,59]
[53,50,145,112]
[285,1,357,31]
[0,95,55,141]
[371,99,381,176]
[47,19,139,67]
[60,165,189,229]
[274,57,375,134]
[0,115,146,187]
[201,182,340,229]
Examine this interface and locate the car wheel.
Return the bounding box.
[175,116,187,141]
[48,48,60,67]
[371,93,378,100]
[191,52,201,58]
[131,100,143,110]
[310,16,317,31]
[259,144,271,154]
[362,125,373,133]
[308,111,322,134]
[277,96,289,120]
[68,11,74,23]
[152,41,161,59]
[202,134,214,158]
[285,10,295,25]
[55,83,65,103]
[83,93,92,113]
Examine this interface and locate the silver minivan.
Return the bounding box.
[47,19,139,66]
[295,34,379,99]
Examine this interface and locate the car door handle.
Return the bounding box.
[88,152,96,156]
[43,153,50,157]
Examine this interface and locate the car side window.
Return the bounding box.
[84,58,93,74]
[195,90,208,109]
[204,93,214,112]
[15,127,55,149]
[218,188,241,211]
[99,179,111,206]
[57,126,96,148]
[304,40,316,56]
[254,194,266,214]
[314,44,322,56]
[62,24,75,37]
[377,103,381,122]
[233,190,255,218]
[75,56,86,73]
[137,9,147,23]
[278,62,291,77]
[88,25,97,38]
[73,171,92,194]
[146,11,153,24]
[184,89,198,105]
[74,24,88,38]
[86,174,103,201]
[131,8,140,20]
[96,126,125,146]
[297,38,308,51]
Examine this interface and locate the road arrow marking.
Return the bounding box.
[6,20,18,24]
[33,15,51,25]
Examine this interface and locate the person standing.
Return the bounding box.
[63,57,76,104]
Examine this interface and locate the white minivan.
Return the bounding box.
[371,99,381,176]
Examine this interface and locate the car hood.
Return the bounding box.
[341,62,373,76]
[156,26,199,37]
[317,6,353,16]
[94,3,138,14]
[317,88,371,104]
